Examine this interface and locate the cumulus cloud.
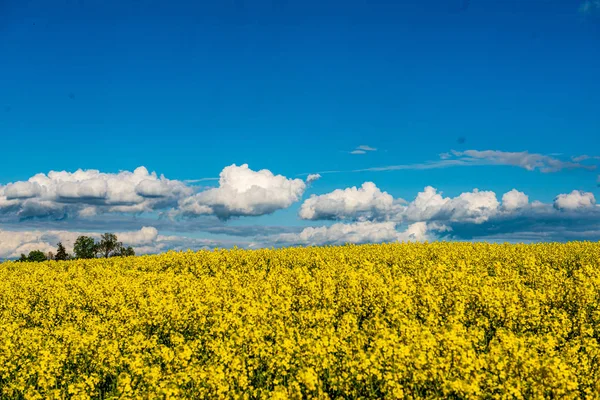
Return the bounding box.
[554,190,596,211]
[177,164,307,219]
[4,181,42,199]
[299,182,403,221]
[115,226,159,246]
[273,221,431,246]
[402,186,501,224]
[0,167,192,219]
[402,186,449,222]
[502,189,529,211]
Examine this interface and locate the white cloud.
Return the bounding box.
[0,167,192,219]
[443,189,500,223]
[299,182,403,221]
[451,150,595,173]
[59,178,108,199]
[350,145,377,155]
[572,155,600,163]
[129,235,223,255]
[356,145,377,151]
[502,189,529,211]
[295,181,600,244]
[273,221,430,246]
[115,226,159,246]
[4,161,600,252]
[0,230,55,259]
[554,190,596,211]
[350,149,596,174]
[299,184,519,225]
[403,186,500,224]
[4,181,42,199]
[177,164,307,219]
[400,222,430,242]
[306,174,322,184]
[0,229,80,259]
[135,179,175,198]
[403,186,450,222]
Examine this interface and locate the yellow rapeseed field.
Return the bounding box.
[1,242,600,399]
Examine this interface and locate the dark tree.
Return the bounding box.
[115,245,135,257]
[18,254,28,262]
[74,236,97,259]
[123,246,135,257]
[97,233,121,258]
[27,250,48,262]
[55,242,69,261]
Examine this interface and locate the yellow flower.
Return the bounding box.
[0,242,599,398]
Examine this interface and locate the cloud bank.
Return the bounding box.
[0,164,314,222]
[272,221,431,247]
[0,167,192,219]
[1,154,599,255]
[295,181,600,243]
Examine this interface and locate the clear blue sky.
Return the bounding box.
[0,0,599,256]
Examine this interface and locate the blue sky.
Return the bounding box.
[0,0,599,257]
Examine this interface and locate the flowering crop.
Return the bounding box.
[1,242,600,399]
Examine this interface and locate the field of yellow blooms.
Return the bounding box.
[1,242,600,399]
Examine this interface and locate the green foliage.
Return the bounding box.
[26,250,47,263]
[55,242,69,261]
[73,236,97,259]
[13,234,133,262]
[97,233,122,258]
[115,246,135,257]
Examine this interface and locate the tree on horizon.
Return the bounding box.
[97,233,122,258]
[55,242,69,261]
[115,245,135,257]
[26,250,48,263]
[74,236,97,259]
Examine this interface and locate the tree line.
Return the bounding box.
[17,233,135,262]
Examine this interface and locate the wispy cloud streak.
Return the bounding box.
[301,149,598,177]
